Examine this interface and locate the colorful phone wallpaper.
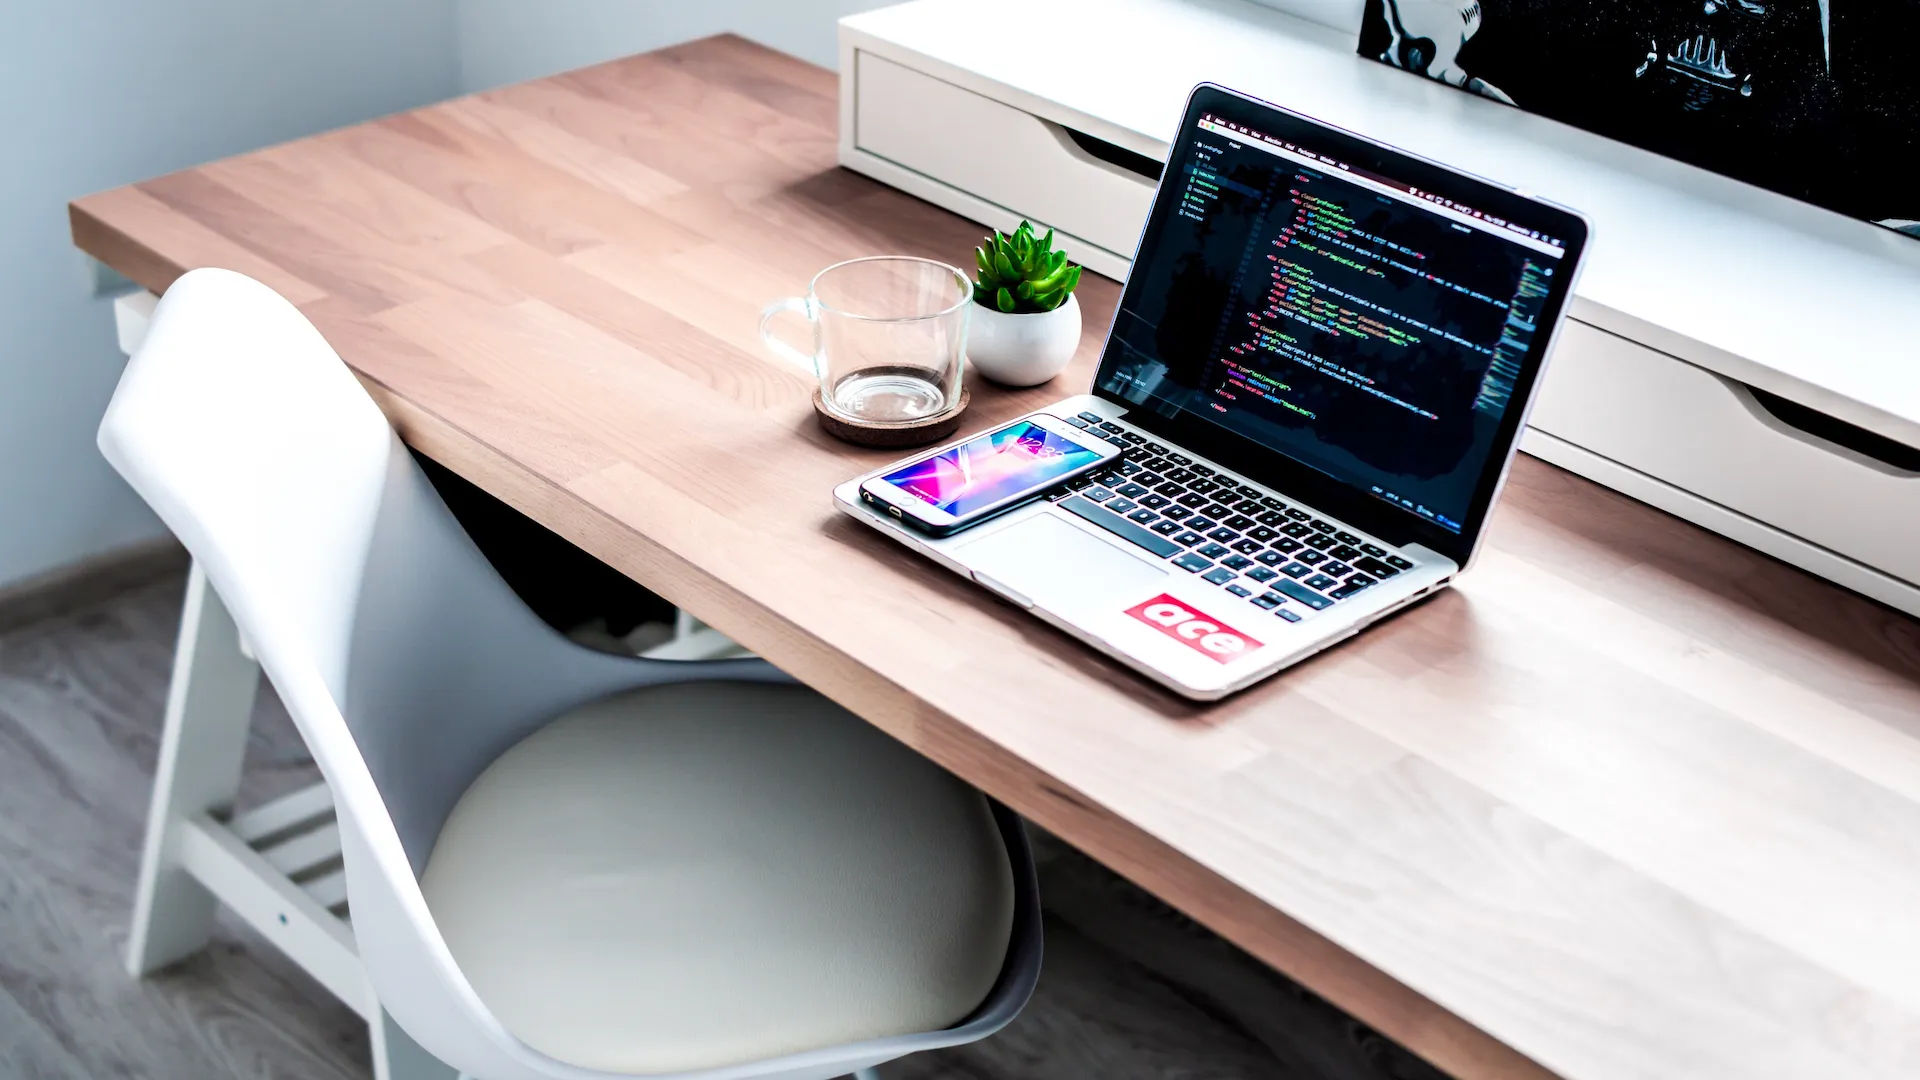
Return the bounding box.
[885,421,1102,516]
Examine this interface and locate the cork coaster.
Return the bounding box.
[811,387,971,448]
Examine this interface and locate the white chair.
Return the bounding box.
[99,268,1041,1080]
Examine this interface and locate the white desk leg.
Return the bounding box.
[125,561,262,976]
[372,1007,459,1080]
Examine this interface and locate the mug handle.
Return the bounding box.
[758,296,816,373]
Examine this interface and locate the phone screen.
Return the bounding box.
[883,420,1106,517]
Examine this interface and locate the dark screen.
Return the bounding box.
[1098,111,1566,535]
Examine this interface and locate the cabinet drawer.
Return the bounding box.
[1530,321,1920,586]
[852,52,1157,261]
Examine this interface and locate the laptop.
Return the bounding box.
[834,83,1591,700]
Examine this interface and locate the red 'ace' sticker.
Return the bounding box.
[1123,594,1264,663]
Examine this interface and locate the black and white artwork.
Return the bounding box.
[1358,1,1920,239]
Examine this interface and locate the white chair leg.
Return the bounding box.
[372,1006,459,1080]
[125,561,262,976]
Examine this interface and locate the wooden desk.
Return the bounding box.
[71,36,1920,1080]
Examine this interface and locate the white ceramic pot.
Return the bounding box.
[965,294,1081,387]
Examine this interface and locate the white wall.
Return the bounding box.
[1247,0,1366,34]
[0,1,459,590]
[457,0,891,91]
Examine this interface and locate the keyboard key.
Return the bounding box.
[1387,555,1414,570]
[1250,592,1283,610]
[1189,479,1220,496]
[1186,517,1216,532]
[1328,575,1378,600]
[1248,526,1279,543]
[1335,530,1362,545]
[1162,505,1193,520]
[1310,519,1336,533]
[1238,485,1264,500]
[1361,543,1387,557]
[1190,464,1215,476]
[1047,486,1076,502]
[1098,421,1124,434]
[1173,530,1206,547]
[1082,486,1115,502]
[1146,441,1168,453]
[1115,482,1150,499]
[1245,566,1279,583]
[1297,550,1328,565]
[1106,499,1138,514]
[1172,552,1213,573]
[1196,542,1232,559]
[1275,608,1303,623]
[1272,537,1303,553]
[1260,497,1287,511]
[1271,579,1334,610]
[1140,494,1170,509]
[1164,468,1195,484]
[1201,503,1234,519]
[1279,562,1312,579]
[1256,511,1287,527]
[1117,461,1142,476]
[1176,492,1210,509]
[1224,514,1258,531]
[1150,519,1182,536]
[1328,544,1360,561]
[1067,475,1094,489]
[1201,567,1238,586]
[1304,574,1339,591]
[1064,416,1089,428]
[1167,452,1192,465]
[1230,539,1263,555]
[1226,584,1254,598]
[1135,472,1164,486]
[1058,496,1183,557]
[1281,522,1312,538]
[1254,550,1286,567]
[1304,533,1336,550]
[1321,561,1353,577]
[1222,554,1254,570]
[1120,432,1145,444]
[1077,411,1104,424]
[1352,556,1400,578]
[1154,482,1185,497]
[1285,508,1311,521]
[1097,471,1126,486]
[1206,527,1240,543]
[1127,508,1158,525]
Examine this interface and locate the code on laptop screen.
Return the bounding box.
[1099,113,1567,534]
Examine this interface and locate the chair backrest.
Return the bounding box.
[97,269,753,1078]
[99,269,1040,1080]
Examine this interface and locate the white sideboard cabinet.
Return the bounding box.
[839,0,1920,616]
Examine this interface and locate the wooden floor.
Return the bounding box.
[0,572,1446,1080]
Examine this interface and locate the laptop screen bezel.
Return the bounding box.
[1091,83,1590,566]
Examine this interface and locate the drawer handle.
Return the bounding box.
[1050,123,1164,183]
[1737,383,1920,475]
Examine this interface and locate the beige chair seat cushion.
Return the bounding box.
[419,680,1015,1074]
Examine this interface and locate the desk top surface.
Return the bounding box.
[71,36,1920,1080]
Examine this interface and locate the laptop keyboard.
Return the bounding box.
[1049,412,1416,622]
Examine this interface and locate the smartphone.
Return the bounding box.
[859,413,1124,537]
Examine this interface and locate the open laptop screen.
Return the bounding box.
[1097,85,1587,556]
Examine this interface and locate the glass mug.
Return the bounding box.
[759,256,971,424]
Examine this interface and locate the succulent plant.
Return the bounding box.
[972,221,1083,314]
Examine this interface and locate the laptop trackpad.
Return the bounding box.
[957,512,1167,611]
